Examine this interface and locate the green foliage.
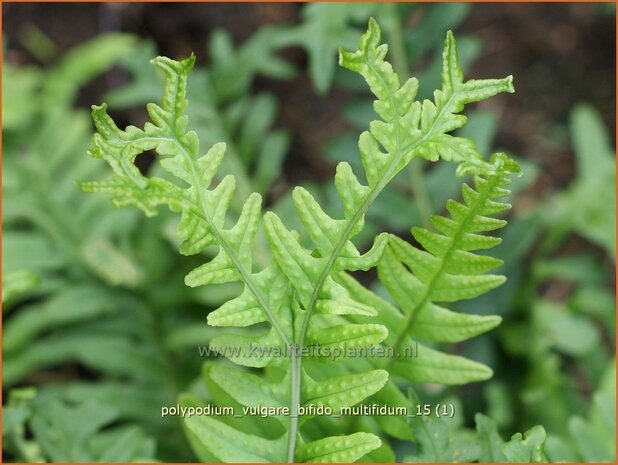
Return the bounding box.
[2,33,211,461]
[337,19,513,174]
[545,360,615,462]
[378,152,520,385]
[476,101,615,454]
[475,414,547,462]
[105,31,292,205]
[81,49,390,462]
[277,3,376,94]
[82,16,518,462]
[2,62,40,131]
[3,33,145,386]
[405,398,481,462]
[3,34,142,289]
[2,388,156,462]
[2,270,40,307]
[335,151,520,446]
[331,21,517,448]
[404,395,548,463]
[320,3,503,242]
[287,3,477,97]
[544,104,616,258]
[4,4,614,463]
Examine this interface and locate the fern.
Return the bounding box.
[82,52,387,464]
[378,152,520,384]
[407,399,481,462]
[338,19,512,176]
[83,18,514,462]
[334,153,519,443]
[545,103,616,258]
[403,396,547,463]
[105,34,293,203]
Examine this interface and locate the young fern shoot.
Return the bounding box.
[82,18,515,463]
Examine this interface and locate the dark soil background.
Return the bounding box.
[4,2,615,192]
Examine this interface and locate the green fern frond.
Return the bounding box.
[82,17,516,462]
[378,152,520,384]
[82,52,387,462]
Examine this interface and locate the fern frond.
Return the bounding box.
[377,152,520,384]
[83,17,516,462]
[264,15,515,316]
[82,55,289,338]
[258,19,515,456]
[334,153,518,447]
[83,53,388,462]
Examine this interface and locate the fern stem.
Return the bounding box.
[287,347,301,462]
[286,156,392,461]
[181,138,301,462]
[188,168,292,348]
[388,172,502,366]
